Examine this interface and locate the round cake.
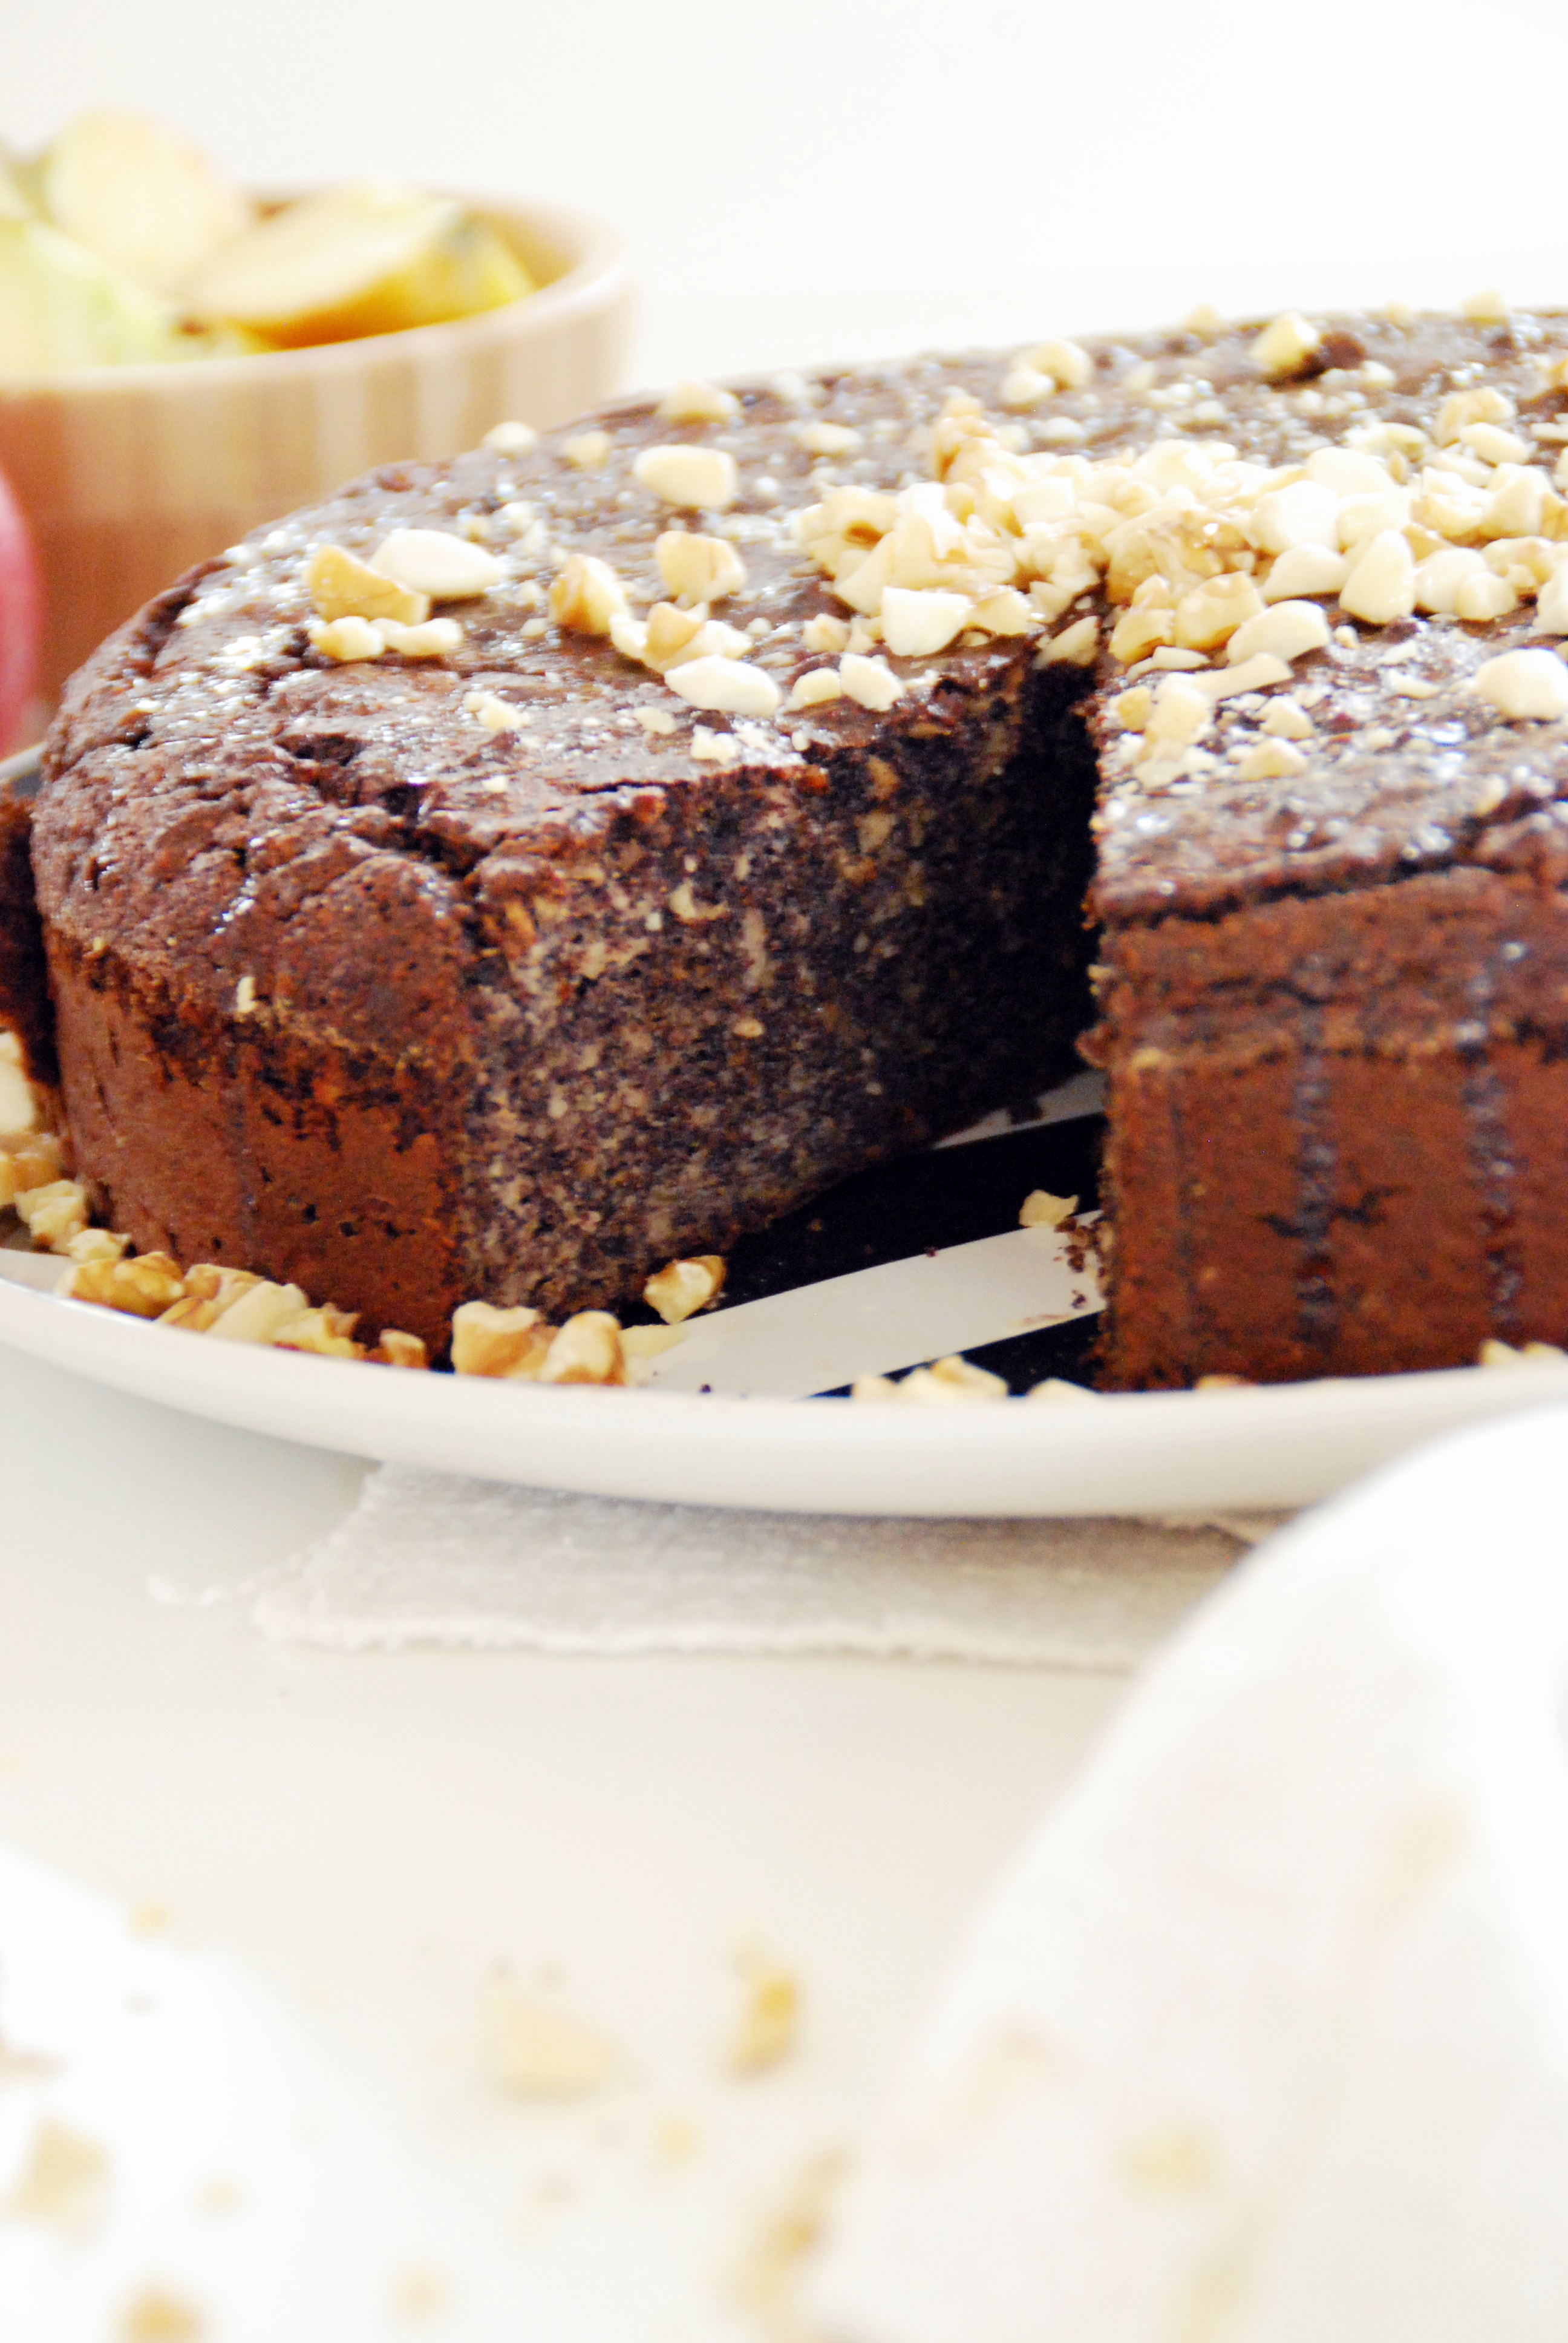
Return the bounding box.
[30,306,1568,1380]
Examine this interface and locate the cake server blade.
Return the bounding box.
[634,1226,1102,1400]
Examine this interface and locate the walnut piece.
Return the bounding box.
[726,1951,801,2077]
[451,1300,554,1379]
[537,1311,625,1385]
[643,1254,727,1323]
[1019,1190,1079,1230]
[633,444,739,511]
[549,554,630,636]
[304,543,428,627]
[656,378,740,424]
[655,529,746,606]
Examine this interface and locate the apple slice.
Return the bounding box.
[183,181,534,349]
[0,151,32,223]
[38,106,252,300]
[0,218,188,375]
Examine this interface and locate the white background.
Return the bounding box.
[6,0,1568,390]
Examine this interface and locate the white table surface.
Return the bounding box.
[0,1332,1132,2338]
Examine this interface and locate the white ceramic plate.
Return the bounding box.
[2,1249,1565,1515]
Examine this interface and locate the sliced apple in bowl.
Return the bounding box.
[37,105,253,300]
[0,218,193,375]
[184,180,535,349]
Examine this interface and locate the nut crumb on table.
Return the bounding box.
[119,2287,205,2342]
[487,1974,621,2099]
[3,2117,110,2229]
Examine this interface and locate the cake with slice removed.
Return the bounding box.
[27,305,1568,1381]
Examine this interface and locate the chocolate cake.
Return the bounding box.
[27,307,1568,1383]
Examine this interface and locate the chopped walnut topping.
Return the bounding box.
[274,1303,364,1359]
[204,1279,312,1345]
[635,704,678,735]
[1027,1376,1103,1405]
[666,656,782,718]
[1109,601,1175,664]
[1338,530,1415,625]
[614,600,707,672]
[1142,674,1211,752]
[1454,570,1517,622]
[14,1178,89,1250]
[1224,600,1331,665]
[880,586,971,656]
[465,690,529,733]
[1038,615,1099,666]
[1019,1189,1079,1228]
[1413,546,1487,615]
[1235,738,1308,781]
[1192,654,1291,703]
[794,420,862,455]
[564,430,613,469]
[1017,337,1094,390]
[1473,647,1568,721]
[1535,565,1568,635]
[63,1226,129,1265]
[633,444,739,510]
[690,729,743,765]
[1460,288,1509,323]
[57,1250,184,1316]
[999,365,1051,411]
[1260,695,1314,739]
[1251,311,1321,379]
[644,1254,727,1323]
[1463,421,1532,467]
[1478,1335,1568,1368]
[549,554,630,635]
[852,1354,1010,1404]
[1262,545,1350,600]
[378,617,464,658]
[838,653,903,711]
[971,587,1034,635]
[371,1329,430,1369]
[790,668,844,709]
[1434,385,1514,444]
[309,615,383,663]
[1173,572,1263,652]
[655,529,746,606]
[371,528,502,601]
[305,543,428,627]
[483,418,538,454]
[802,612,850,655]
[451,1300,553,1379]
[657,378,740,424]
[537,1310,626,1384]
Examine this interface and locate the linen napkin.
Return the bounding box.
[806,1401,1568,2343]
[255,1465,1276,1667]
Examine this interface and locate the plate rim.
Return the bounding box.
[4,1268,1567,1518]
